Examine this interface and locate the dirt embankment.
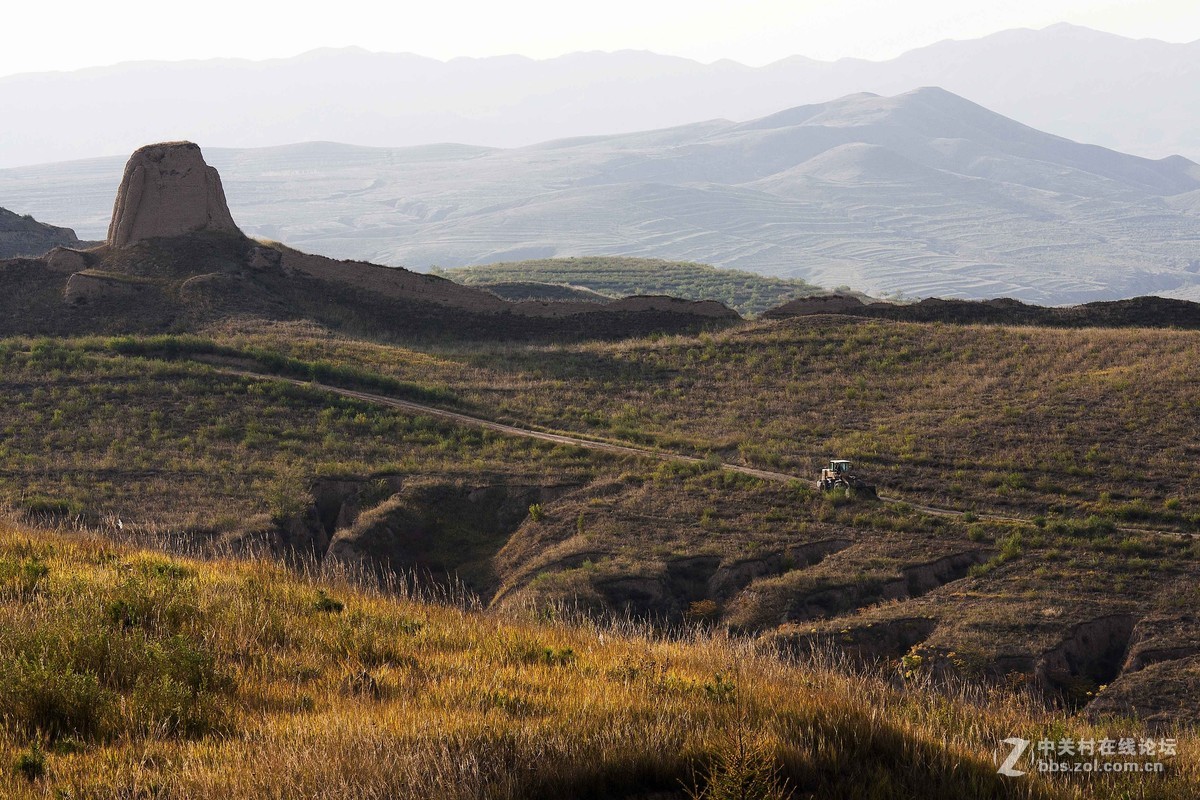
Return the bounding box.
[764,293,1200,329]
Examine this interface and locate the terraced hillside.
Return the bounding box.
[439,256,826,317]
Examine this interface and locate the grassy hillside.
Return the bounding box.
[184,316,1200,528]
[436,257,826,317]
[0,522,1195,799]
[446,318,1200,527]
[2,317,1199,726]
[0,329,607,535]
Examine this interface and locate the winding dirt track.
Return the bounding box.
[220,367,793,480]
[222,368,1192,539]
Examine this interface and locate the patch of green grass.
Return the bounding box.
[11,742,44,783]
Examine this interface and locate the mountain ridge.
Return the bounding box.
[5,88,1198,305]
[3,24,1200,168]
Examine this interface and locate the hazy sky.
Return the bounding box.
[4,0,1199,77]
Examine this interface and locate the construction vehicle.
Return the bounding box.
[816,459,876,496]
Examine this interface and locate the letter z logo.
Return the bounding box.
[997,737,1031,777]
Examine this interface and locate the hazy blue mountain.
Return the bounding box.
[3,88,1199,304]
[2,24,1199,169]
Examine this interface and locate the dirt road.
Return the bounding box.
[221,367,797,478]
[223,368,1192,539]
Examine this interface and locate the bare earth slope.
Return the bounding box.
[0,206,94,258]
[765,293,1200,329]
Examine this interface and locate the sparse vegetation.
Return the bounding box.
[0,329,606,532]
[1,318,1197,710]
[430,318,1200,529]
[0,304,1197,793]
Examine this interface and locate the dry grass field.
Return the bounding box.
[0,522,1194,800]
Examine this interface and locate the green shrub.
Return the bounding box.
[687,730,791,800]
[20,496,81,517]
[0,558,50,600]
[539,647,576,667]
[703,673,736,704]
[966,525,989,543]
[0,658,112,741]
[998,532,1024,562]
[0,549,233,745]
[130,671,226,737]
[314,590,344,614]
[12,742,45,783]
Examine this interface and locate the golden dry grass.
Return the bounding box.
[0,521,1194,800]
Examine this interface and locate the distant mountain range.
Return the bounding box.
[3,87,1198,304]
[1,24,1199,169]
